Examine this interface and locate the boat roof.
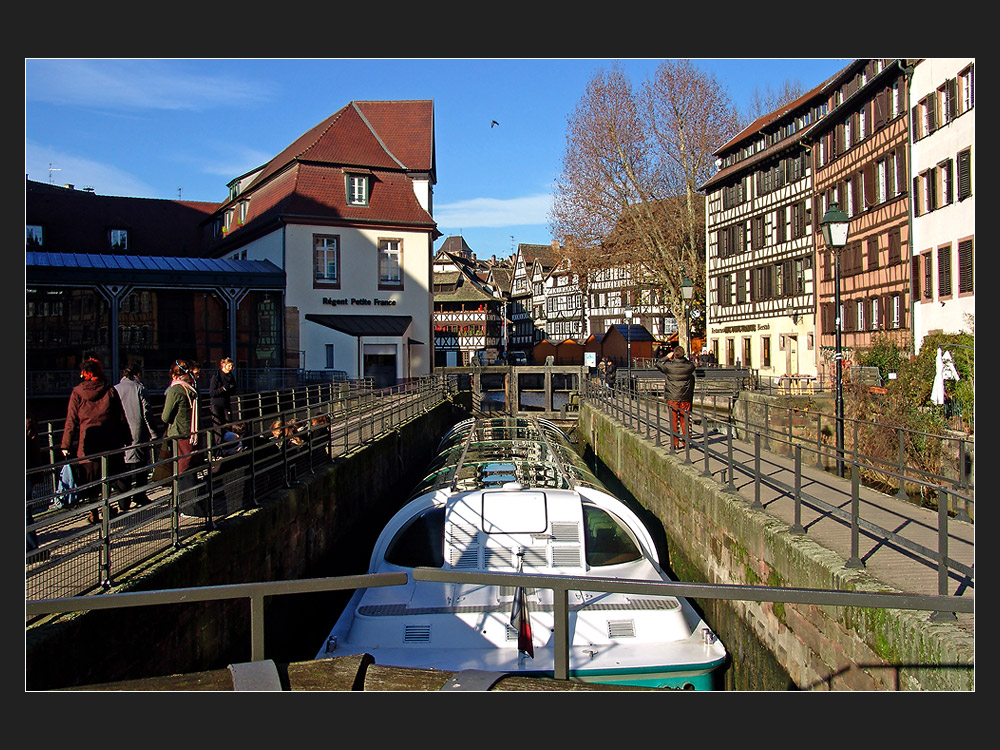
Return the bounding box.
[409,416,603,498]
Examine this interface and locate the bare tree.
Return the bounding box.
[743,79,805,125]
[550,60,742,351]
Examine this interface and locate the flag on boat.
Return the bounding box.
[510,550,534,658]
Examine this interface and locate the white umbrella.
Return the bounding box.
[930,347,946,405]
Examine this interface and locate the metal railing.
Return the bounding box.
[585,380,974,605]
[25,567,973,685]
[26,375,456,601]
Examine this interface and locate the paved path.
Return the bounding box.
[610,402,975,633]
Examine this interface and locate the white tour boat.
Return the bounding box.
[316,416,727,689]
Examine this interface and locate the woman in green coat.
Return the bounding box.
[161,359,203,513]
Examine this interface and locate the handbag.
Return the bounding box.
[151,444,173,483]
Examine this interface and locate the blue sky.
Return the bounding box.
[25,58,850,259]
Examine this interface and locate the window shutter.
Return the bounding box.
[911,256,921,300]
[958,239,974,294]
[957,149,972,200]
[864,163,876,208]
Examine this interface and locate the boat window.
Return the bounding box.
[384,508,445,568]
[582,505,642,566]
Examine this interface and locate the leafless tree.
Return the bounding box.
[743,79,805,125]
[550,60,741,350]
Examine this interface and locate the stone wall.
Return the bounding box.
[578,402,974,691]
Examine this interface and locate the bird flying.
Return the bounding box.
[491,120,499,128]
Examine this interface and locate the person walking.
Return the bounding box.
[598,357,607,388]
[114,362,163,507]
[60,357,132,523]
[209,357,237,443]
[161,359,204,516]
[656,345,696,448]
[604,358,617,390]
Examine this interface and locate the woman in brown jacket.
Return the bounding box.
[60,357,131,522]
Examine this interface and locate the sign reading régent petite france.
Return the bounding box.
[323,297,397,307]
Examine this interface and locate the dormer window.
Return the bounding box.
[110,229,128,251]
[347,173,369,206]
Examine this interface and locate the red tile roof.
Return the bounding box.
[217,100,436,245]
[240,100,434,195]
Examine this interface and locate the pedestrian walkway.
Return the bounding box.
[612,400,974,632]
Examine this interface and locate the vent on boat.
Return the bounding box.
[404,624,432,642]
[607,619,636,638]
[550,522,579,542]
[448,523,479,568]
[551,546,582,567]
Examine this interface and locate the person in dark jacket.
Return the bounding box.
[656,346,696,448]
[209,357,237,443]
[60,357,132,522]
[114,362,163,507]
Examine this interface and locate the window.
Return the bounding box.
[325,344,335,369]
[110,229,128,251]
[347,173,369,205]
[939,159,954,206]
[922,252,933,299]
[26,225,43,247]
[379,238,402,288]
[959,65,975,113]
[890,294,902,329]
[791,201,807,240]
[958,239,974,295]
[742,337,751,368]
[761,336,771,368]
[313,235,340,287]
[938,245,952,298]
[871,297,881,330]
[855,299,866,331]
[774,207,787,244]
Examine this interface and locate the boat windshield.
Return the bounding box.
[384,508,445,568]
[382,503,642,569]
[583,505,643,566]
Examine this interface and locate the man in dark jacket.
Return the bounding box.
[656,346,696,448]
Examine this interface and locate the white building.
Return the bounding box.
[211,100,437,387]
[909,59,976,349]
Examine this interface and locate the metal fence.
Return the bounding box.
[585,380,974,602]
[26,375,455,601]
[25,567,972,685]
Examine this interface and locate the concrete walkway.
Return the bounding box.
[616,403,974,633]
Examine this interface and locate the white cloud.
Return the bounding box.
[25,140,156,197]
[25,59,272,112]
[435,193,552,229]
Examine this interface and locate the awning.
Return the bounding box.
[305,313,413,337]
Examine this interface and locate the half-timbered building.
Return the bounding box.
[810,60,912,376]
[702,72,839,376]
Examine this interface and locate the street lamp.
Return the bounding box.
[820,201,850,477]
[624,305,633,385]
[681,273,694,353]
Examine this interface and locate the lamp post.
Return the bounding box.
[681,273,694,353]
[623,305,633,385]
[821,202,850,477]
